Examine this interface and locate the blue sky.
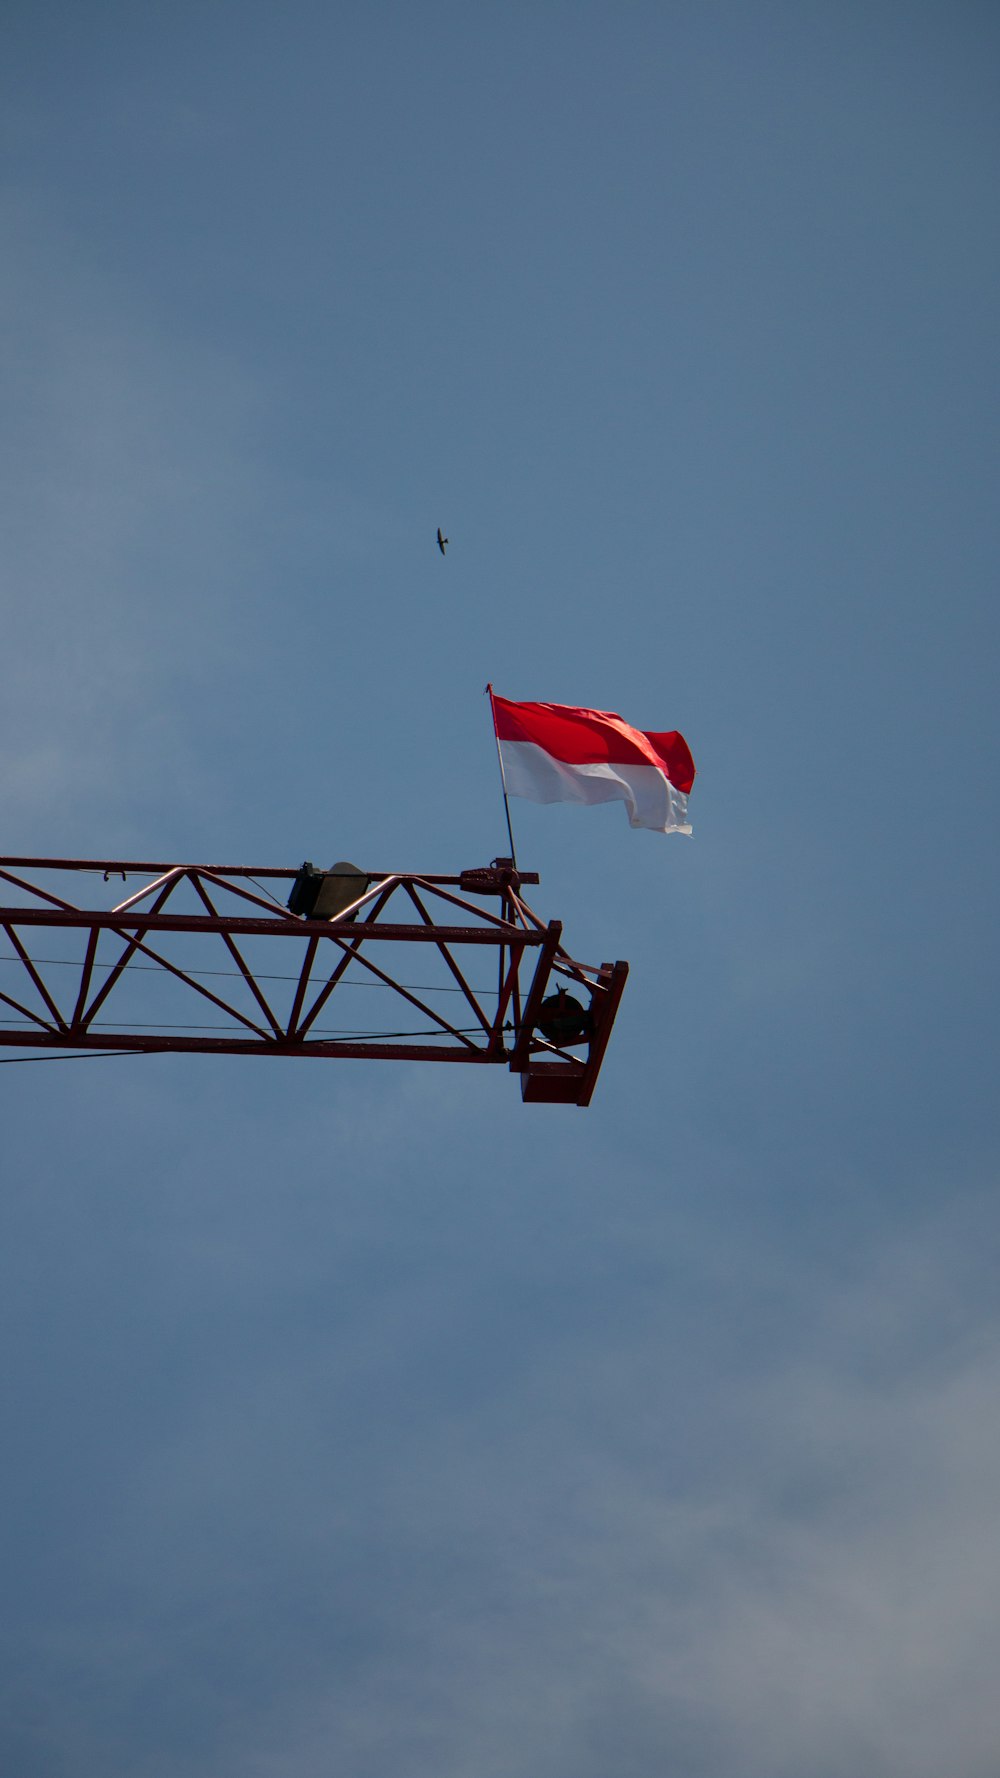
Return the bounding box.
[2,5,999,1774]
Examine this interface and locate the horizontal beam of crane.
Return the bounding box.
[0,858,626,1105]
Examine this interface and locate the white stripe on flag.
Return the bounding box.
[499,740,692,834]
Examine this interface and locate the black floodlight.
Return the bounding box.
[537,987,592,1048]
[311,862,370,920]
[288,860,370,922]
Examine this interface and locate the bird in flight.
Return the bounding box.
[437,527,449,555]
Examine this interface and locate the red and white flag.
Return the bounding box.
[490,692,695,834]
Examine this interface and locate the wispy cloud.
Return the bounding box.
[2,195,265,837]
[4,1087,995,1778]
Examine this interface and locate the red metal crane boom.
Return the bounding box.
[0,855,628,1105]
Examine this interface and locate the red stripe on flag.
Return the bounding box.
[491,696,695,794]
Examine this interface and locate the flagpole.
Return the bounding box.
[486,684,518,868]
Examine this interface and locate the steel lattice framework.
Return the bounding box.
[0,856,628,1105]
